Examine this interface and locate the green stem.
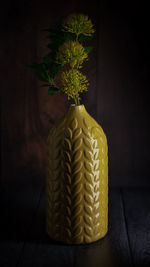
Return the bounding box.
[76,62,80,69]
[77,97,80,105]
[76,34,79,42]
[73,95,77,105]
[71,35,82,106]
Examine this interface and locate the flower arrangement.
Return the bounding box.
[27,13,95,105]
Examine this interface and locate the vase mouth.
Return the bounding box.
[70,104,84,107]
[68,103,86,112]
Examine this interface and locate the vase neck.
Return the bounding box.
[68,104,86,113]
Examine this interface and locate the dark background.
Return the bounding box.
[1,0,150,187]
[1,1,150,267]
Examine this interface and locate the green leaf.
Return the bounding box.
[84,46,93,54]
[30,63,50,82]
[46,26,75,51]
[63,31,75,42]
[78,34,94,42]
[43,53,53,66]
[50,63,62,77]
[48,86,59,96]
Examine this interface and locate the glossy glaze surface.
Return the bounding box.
[46,104,108,244]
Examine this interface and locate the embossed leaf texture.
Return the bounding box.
[46,106,108,244]
[83,119,108,242]
[46,118,66,242]
[63,118,84,244]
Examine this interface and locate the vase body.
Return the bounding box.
[46,104,108,244]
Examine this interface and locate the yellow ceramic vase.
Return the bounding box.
[46,104,108,244]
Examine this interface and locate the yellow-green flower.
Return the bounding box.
[62,13,95,37]
[60,69,89,99]
[56,41,88,68]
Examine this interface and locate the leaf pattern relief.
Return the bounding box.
[64,118,84,244]
[91,126,108,236]
[46,112,108,244]
[83,118,101,243]
[46,118,66,241]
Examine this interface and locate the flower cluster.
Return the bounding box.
[56,41,88,68]
[62,13,95,37]
[55,14,95,104]
[61,69,89,100]
[27,13,94,105]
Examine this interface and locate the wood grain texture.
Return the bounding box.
[1,184,149,267]
[0,176,43,267]
[16,187,133,267]
[108,188,132,267]
[0,242,23,267]
[121,188,150,266]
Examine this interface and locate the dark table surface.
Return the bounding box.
[0,177,150,267]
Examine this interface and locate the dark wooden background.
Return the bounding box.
[1,0,150,186]
[1,2,150,266]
